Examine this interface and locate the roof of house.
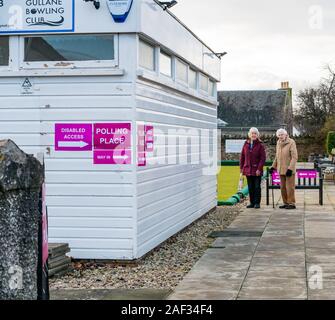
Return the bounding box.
[218,90,288,128]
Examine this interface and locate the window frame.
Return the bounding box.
[139,38,156,72]
[188,67,198,91]
[159,50,173,78]
[175,58,189,85]
[19,33,119,69]
[199,73,209,94]
[209,79,216,97]
[0,36,11,70]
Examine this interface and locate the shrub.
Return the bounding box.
[326,131,335,155]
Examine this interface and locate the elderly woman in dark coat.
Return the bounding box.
[240,127,266,209]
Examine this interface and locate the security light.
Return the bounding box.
[84,0,101,10]
[159,1,178,10]
[204,52,228,59]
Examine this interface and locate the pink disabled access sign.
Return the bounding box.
[93,123,132,165]
[55,123,93,151]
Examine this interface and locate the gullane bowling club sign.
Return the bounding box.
[0,0,74,34]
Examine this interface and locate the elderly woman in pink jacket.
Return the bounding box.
[240,128,266,209]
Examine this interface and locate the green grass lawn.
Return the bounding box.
[217,166,269,201]
[217,166,247,201]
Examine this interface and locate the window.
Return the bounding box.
[24,35,115,62]
[176,59,188,83]
[160,51,172,77]
[0,37,9,66]
[209,80,216,96]
[200,74,209,92]
[139,39,155,71]
[189,68,197,90]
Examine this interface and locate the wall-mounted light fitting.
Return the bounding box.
[158,1,178,10]
[204,52,228,59]
[84,0,101,10]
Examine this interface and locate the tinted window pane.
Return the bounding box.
[0,37,9,66]
[139,40,155,70]
[24,35,115,62]
[189,69,197,89]
[176,59,188,83]
[200,74,208,92]
[209,80,215,96]
[160,52,172,77]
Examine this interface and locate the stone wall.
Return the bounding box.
[0,140,44,300]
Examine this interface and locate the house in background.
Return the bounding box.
[218,82,293,136]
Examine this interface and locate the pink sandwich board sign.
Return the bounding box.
[93,123,132,165]
[55,123,93,151]
[271,171,281,186]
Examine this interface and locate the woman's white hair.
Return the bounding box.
[276,128,288,137]
[248,127,260,138]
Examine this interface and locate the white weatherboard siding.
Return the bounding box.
[0,76,137,260]
[0,2,220,260]
[45,81,136,260]
[135,80,218,258]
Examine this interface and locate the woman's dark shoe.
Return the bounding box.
[247,204,255,208]
[286,205,296,210]
[279,205,288,209]
[254,204,261,209]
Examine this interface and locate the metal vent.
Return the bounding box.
[209,230,263,238]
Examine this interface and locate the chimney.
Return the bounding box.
[281,81,290,89]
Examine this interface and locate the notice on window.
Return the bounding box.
[0,0,74,34]
[225,139,245,153]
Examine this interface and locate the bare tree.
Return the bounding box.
[295,65,335,135]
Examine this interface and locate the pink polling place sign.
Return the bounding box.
[93,123,132,165]
[55,123,93,151]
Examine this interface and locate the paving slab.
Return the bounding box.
[237,286,307,300]
[51,289,172,300]
[247,266,306,279]
[168,175,335,300]
[169,289,238,300]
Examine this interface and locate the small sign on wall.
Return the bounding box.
[54,122,132,165]
[93,123,132,165]
[225,139,245,153]
[137,124,154,167]
[55,123,93,151]
[0,0,75,34]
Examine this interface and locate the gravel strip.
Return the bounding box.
[50,203,246,290]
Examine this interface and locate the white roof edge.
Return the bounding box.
[153,0,221,60]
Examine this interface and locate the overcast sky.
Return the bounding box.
[172,0,335,96]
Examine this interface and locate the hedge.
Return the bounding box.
[326,131,335,155]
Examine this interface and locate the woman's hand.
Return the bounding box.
[256,170,261,176]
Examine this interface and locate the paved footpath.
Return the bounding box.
[169,165,335,300]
